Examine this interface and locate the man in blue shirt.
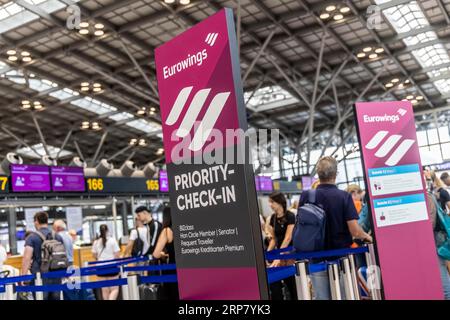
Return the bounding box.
[53,220,74,265]
[21,211,64,300]
[300,156,372,299]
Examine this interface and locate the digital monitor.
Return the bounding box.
[10,164,51,192]
[255,176,273,192]
[159,170,169,192]
[51,166,85,192]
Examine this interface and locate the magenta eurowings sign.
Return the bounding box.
[354,101,443,299]
[155,8,268,300]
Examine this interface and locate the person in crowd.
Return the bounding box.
[92,224,120,300]
[431,171,450,213]
[424,166,434,192]
[152,206,179,300]
[135,206,162,257]
[441,172,450,189]
[358,193,372,234]
[288,200,299,215]
[426,192,450,299]
[123,216,150,258]
[299,156,372,300]
[53,220,74,266]
[346,184,363,214]
[21,211,65,300]
[0,244,19,300]
[266,192,297,300]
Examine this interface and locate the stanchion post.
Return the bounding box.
[348,254,361,300]
[5,284,14,300]
[127,274,140,300]
[365,244,382,300]
[35,273,44,301]
[120,266,130,301]
[340,257,355,300]
[295,260,311,300]
[82,262,89,283]
[328,263,342,300]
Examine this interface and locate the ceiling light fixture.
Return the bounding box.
[369,53,378,59]
[94,30,104,37]
[6,49,33,63]
[357,52,366,58]
[80,121,102,131]
[375,48,384,53]
[21,100,44,111]
[79,22,89,28]
[326,5,336,12]
[340,7,350,13]
[80,82,102,93]
[333,14,344,21]
[320,13,330,20]
[79,29,89,35]
[179,0,190,4]
[363,47,372,52]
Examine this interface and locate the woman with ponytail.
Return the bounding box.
[92,224,120,300]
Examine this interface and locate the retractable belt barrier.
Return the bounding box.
[1,247,370,297]
[265,246,369,261]
[266,260,336,284]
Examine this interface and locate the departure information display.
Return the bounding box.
[159,170,169,192]
[51,166,85,192]
[10,164,51,192]
[255,176,273,192]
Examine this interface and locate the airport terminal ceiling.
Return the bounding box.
[0,0,449,170]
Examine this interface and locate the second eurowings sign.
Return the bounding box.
[355,101,443,300]
[155,8,268,300]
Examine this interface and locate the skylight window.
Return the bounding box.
[29,78,58,91]
[16,143,72,159]
[126,119,161,133]
[0,0,80,34]
[109,112,134,122]
[376,0,450,96]
[71,97,117,115]
[244,85,298,110]
[49,88,80,100]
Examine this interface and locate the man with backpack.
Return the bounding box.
[124,216,150,258]
[21,211,68,300]
[297,157,372,300]
[135,206,162,258]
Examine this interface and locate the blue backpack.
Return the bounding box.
[293,190,327,252]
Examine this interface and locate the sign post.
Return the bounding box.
[354,101,443,299]
[155,8,269,299]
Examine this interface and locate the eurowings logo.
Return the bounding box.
[365,131,415,166]
[205,33,218,46]
[397,108,407,116]
[165,86,230,152]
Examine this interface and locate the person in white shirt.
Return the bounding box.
[0,244,19,300]
[124,216,150,257]
[92,224,120,300]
